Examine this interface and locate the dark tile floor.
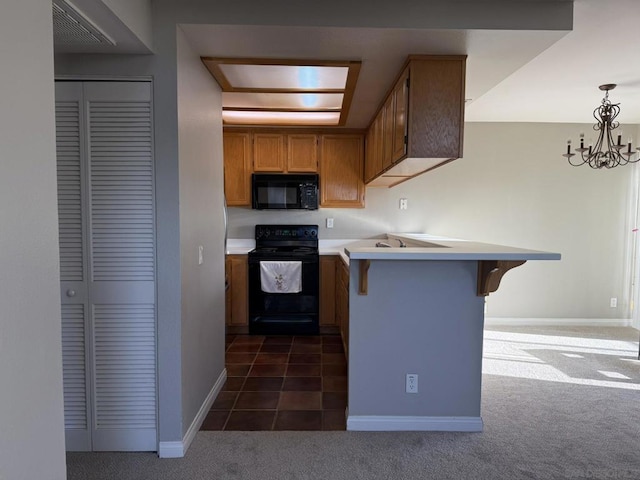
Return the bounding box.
[200,334,347,431]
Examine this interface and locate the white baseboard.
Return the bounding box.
[157,441,183,458]
[346,415,483,432]
[158,368,227,459]
[485,317,632,327]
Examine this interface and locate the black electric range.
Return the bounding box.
[247,225,319,335]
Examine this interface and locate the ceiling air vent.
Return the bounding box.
[52,0,115,46]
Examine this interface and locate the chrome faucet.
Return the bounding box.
[375,241,392,248]
[375,239,407,248]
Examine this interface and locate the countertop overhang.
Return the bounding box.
[227,234,561,264]
[343,233,560,297]
[345,233,561,262]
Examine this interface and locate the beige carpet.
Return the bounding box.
[67,326,640,480]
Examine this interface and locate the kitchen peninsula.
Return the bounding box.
[342,233,560,432]
[226,233,560,432]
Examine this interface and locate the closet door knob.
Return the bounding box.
[66,289,76,297]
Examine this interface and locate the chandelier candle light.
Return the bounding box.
[563,84,639,169]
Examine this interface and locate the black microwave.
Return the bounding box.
[252,173,319,210]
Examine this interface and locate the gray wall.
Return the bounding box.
[177,27,226,437]
[154,0,571,30]
[348,260,484,417]
[229,122,635,321]
[0,0,67,478]
[397,122,633,320]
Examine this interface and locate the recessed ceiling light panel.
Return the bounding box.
[222,92,344,109]
[201,57,361,126]
[219,64,349,90]
[222,111,340,126]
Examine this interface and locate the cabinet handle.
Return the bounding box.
[66,289,76,297]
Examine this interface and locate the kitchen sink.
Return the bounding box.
[347,237,449,249]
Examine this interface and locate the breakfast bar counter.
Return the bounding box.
[342,233,560,432]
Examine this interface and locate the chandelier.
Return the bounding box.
[563,84,639,169]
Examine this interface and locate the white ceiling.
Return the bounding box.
[54,0,640,126]
[52,0,152,53]
[465,0,640,124]
[181,25,567,128]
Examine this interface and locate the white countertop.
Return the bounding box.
[227,234,561,263]
[226,239,254,255]
[345,233,561,261]
[226,239,351,264]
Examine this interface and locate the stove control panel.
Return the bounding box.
[255,224,318,241]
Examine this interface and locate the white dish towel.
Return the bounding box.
[260,261,302,293]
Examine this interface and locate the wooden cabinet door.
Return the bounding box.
[336,258,349,355]
[364,125,376,183]
[287,134,318,172]
[406,58,465,159]
[382,95,394,170]
[223,132,252,206]
[227,255,248,326]
[319,256,337,326]
[392,68,409,163]
[224,255,232,325]
[253,133,285,172]
[320,134,365,208]
[365,115,384,183]
[374,112,385,176]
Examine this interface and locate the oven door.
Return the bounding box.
[248,255,319,335]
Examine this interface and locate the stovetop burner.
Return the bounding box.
[251,224,319,257]
[253,246,316,253]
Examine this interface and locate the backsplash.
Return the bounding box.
[227,186,425,239]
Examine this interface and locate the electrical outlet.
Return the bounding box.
[406,374,418,394]
[399,198,408,210]
[326,218,334,228]
[610,297,617,308]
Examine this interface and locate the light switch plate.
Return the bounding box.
[198,245,204,265]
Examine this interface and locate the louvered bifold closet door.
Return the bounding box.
[84,82,157,452]
[55,82,92,452]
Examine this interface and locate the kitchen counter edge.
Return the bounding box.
[345,233,561,261]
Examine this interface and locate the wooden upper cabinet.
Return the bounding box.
[223,131,252,206]
[252,132,318,173]
[223,129,362,207]
[382,95,394,170]
[253,133,285,172]
[364,126,376,184]
[392,68,409,163]
[320,134,364,208]
[287,134,318,172]
[407,57,465,159]
[365,114,384,183]
[364,55,466,187]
